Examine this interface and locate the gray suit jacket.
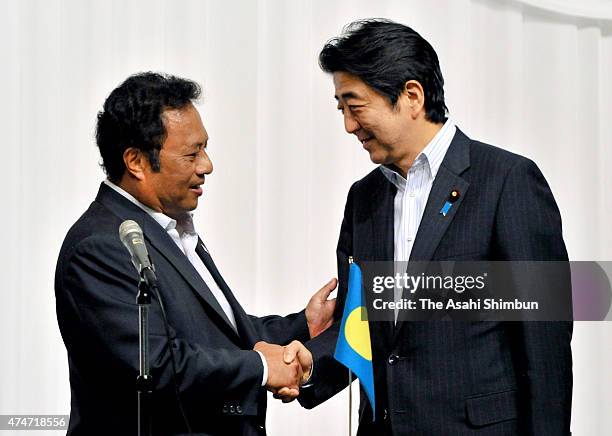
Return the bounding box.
[300,129,573,436]
[55,183,310,435]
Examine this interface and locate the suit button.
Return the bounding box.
[222,405,228,414]
[236,405,243,414]
[388,354,399,365]
[229,405,236,414]
[383,408,389,421]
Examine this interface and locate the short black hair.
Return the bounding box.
[319,19,447,123]
[96,72,201,182]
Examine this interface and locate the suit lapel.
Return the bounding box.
[408,169,470,262]
[367,175,396,262]
[96,184,240,339]
[141,219,240,339]
[409,129,471,262]
[195,242,259,346]
[363,173,396,346]
[392,129,472,343]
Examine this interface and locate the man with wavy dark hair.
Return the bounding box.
[285,19,573,435]
[55,72,336,435]
[95,73,203,181]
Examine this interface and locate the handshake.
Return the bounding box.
[253,277,338,402]
[254,340,313,402]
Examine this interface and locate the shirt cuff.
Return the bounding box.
[255,350,268,387]
[301,359,314,387]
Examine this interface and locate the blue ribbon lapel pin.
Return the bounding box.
[439,189,460,217]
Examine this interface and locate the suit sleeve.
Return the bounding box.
[248,311,310,345]
[55,235,265,416]
[298,183,357,408]
[494,158,573,436]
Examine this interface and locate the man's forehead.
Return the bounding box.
[161,104,197,124]
[160,104,208,147]
[333,71,368,101]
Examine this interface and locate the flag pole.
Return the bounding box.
[348,256,354,436]
[348,369,353,436]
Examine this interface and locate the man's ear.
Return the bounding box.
[402,80,426,119]
[123,147,147,181]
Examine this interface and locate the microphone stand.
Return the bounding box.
[136,268,156,436]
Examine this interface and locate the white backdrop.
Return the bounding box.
[0,0,611,435]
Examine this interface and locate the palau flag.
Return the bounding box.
[334,260,376,416]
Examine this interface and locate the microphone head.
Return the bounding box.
[118,219,156,285]
[119,219,143,245]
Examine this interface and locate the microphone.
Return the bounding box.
[119,220,158,288]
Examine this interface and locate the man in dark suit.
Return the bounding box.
[55,72,336,435]
[280,19,572,435]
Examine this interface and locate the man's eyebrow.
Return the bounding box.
[335,91,361,101]
[185,140,207,152]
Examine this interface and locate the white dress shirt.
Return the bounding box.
[103,180,268,386]
[379,119,456,320]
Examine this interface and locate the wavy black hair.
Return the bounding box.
[96,72,201,182]
[319,19,447,123]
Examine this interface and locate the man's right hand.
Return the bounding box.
[254,341,302,398]
[274,340,313,403]
[283,340,313,383]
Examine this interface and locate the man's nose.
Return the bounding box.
[196,151,213,176]
[343,111,360,134]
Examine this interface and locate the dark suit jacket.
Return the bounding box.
[299,129,573,435]
[55,183,310,436]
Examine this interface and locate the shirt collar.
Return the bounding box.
[380,118,456,187]
[103,179,187,232]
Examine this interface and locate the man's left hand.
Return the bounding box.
[305,278,337,338]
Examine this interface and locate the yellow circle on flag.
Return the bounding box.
[345,307,372,361]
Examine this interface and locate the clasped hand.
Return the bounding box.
[254,340,313,402]
[254,277,337,402]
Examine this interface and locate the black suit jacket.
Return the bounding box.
[55,183,310,436]
[299,129,573,435]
